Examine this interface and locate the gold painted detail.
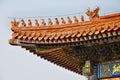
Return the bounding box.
[112,63,120,74]
[82,60,93,76]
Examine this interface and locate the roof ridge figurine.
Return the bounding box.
[86,7,100,21]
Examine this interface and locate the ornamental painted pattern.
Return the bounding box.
[98,61,120,78]
[112,63,120,75]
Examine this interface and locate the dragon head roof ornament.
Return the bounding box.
[86,7,100,21]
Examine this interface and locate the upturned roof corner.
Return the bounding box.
[9,7,120,75]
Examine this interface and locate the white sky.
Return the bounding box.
[0,0,120,80]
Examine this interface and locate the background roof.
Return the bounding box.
[0,0,120,80]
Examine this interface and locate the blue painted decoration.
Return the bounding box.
[98,61,120,78]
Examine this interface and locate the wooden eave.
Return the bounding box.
[21,44,82,74]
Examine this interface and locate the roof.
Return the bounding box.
[9,7,120,74]
[10,13,120,46]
